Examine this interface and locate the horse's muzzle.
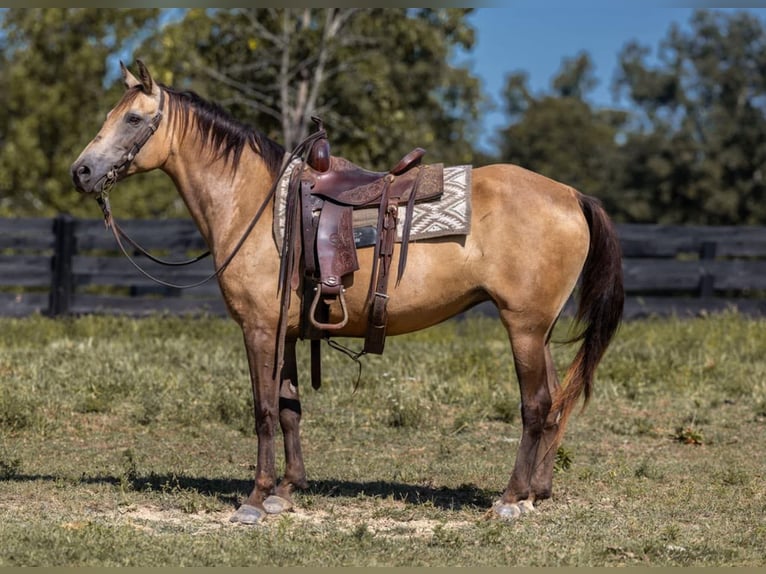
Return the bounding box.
[71,160,93,194]
[71,160,116,195]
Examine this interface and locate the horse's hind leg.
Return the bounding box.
[530,344,562,498]
[264,339,309,514]
[494,318,562,519]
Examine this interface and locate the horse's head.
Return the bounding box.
[71,60,166,195]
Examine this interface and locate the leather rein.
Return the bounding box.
[95,86,326,290]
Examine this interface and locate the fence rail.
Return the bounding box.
[2,216,765,319]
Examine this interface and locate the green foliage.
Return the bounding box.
[497,55,628,215]
[0,8,480,219]
[496,9,766,225]
[142,8,481,167]
[673,425,705,445]
[0,8,174,219]
[613,10,766,224]
[554,445,573,473]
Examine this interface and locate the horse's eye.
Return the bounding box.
[126,114,142,127]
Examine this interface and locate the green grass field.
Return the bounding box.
[0,311,764,566]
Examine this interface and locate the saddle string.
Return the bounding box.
[325,338,365,393]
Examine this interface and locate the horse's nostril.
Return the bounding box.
[72,163,91,185]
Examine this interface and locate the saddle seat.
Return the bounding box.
[309,148,428,206]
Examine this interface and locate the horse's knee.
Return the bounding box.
[255,404,278,434]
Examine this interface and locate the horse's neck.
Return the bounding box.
[162,142,276,261]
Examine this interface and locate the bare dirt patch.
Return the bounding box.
[105,501,475,539]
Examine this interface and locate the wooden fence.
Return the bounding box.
[1,216,765,319]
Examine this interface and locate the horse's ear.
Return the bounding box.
[121,60,141,90]
[135,59,158,96]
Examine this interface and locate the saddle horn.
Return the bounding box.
[307,116,330,173]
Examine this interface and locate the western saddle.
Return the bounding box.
[277,117,444,389]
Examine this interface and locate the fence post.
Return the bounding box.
[48,214,77,316]
[698,240,717,298]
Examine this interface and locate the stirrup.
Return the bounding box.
[309,285,349,331]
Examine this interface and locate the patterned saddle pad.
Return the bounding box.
[273,159,472,253]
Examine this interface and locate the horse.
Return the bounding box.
[71,60,624,524]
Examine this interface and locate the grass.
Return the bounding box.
[0,310,764,566]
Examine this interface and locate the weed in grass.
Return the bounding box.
[132,396,162,426]
[450,409,475,434]
[576,466,595,481]
[76,386,112,415]
[0,386,41,431]
[120,449,139,492]
[554,446,573,473]
[353,523,374,542]
[673,425,704,445]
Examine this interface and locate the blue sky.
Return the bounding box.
[462,3,763,152]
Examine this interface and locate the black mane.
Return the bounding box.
[161,84,285,177]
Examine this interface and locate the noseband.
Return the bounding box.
[96,87,165,195]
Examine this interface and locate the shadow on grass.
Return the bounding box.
[3,472,495,511]
[305,479,495,510]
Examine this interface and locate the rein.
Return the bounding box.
[96,87,327,290]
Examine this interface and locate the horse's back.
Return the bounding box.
[471,163,586,225]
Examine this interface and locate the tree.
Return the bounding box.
[141,8,482,169]
[0,8,482,218]
[495,53,627,214]
[0,8,164,217]
[615,9,766,224]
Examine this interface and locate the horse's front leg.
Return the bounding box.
[230,327,281,525]
[263,338,308,515]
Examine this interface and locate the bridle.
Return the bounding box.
[95,86,327,290]
[95,88,165,196]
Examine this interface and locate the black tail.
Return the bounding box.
[552,193,624,439]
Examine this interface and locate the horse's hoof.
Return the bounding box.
[263,495,293,515]
[493,502,521,520]
[518,499,537,514]
[492,499,536,520]
[229,504,265,524]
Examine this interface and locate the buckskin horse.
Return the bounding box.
[70,60,624,524]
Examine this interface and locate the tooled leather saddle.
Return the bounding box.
[277,117,444,389]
